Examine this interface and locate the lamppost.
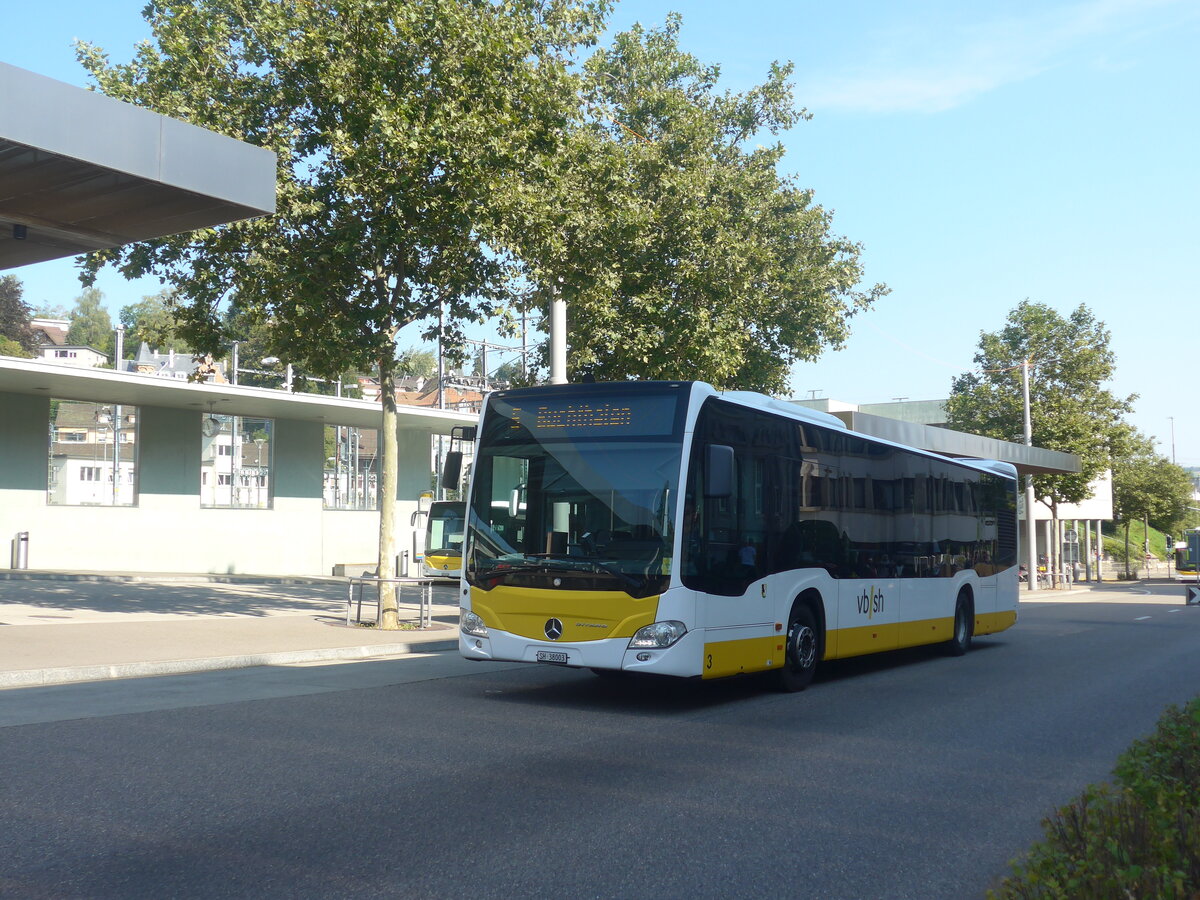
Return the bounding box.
[1021,359,1039,591]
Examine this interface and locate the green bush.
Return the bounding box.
[989,699,1200,899]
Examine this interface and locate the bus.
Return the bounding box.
[1173,528,1200,582]
[455,381,1019,690]
[423,500,466,579]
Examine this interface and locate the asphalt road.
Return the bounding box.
[1,583,1197,899]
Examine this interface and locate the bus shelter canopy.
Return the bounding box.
[0,62,275,271]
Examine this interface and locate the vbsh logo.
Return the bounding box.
[856,587,885,619]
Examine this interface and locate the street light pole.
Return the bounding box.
[1022,358,1039,591]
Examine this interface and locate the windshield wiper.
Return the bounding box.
[473,555,652,594]
[471,561,547,580]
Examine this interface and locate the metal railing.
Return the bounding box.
[345,576,435,628]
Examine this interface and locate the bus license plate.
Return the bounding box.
[536,650,569,665]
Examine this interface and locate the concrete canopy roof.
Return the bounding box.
[0,358,475,434]
[830,409,1081,477]
[0,63,276,270]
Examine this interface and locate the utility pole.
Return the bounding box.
[549,284,566,385]
[1022,358,1039,591]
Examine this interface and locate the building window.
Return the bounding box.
[323,425,379,510]
[47,400,139,506]
[201,414,272,508]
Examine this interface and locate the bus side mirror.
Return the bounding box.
[442,451,463,490]
[704,444,734,499]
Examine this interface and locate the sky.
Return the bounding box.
[3,0,1198,464]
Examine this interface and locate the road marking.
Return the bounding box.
[1135,616,1151,620]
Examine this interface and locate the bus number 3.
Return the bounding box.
[706,654,713,670]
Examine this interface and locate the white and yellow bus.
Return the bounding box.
[456,381,1019,690]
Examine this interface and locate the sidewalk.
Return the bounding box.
[0,571,462,689]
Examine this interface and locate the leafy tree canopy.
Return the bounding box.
[77,0,608,379]
[0,275,37,356]
[32,303,71,319]
[396,347,437,379]
[497,14,886,392]
[76,0,609,627]
[120,289,189,356]
[1110,425,1194,535]
[66,287,114,358]
[945,300,1134,509]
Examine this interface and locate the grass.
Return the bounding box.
[1101,521,1171,564]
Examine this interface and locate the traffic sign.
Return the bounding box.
[1187,585,1200,606]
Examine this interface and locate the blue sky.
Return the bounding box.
[4,0,1198,464]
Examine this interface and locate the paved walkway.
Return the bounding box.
[0,570,1155,691]
[0,571,462,689]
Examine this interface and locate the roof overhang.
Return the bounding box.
[830,410,1081,477]
[0,62,276,269]
[0,357,475,433]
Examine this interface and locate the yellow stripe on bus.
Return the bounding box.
[470,585,658,642]
[702,609,1020,675]
[975,610,1017,635]
[702,635,783,679]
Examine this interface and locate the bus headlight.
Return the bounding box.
[629,621,687,649]
[460,609,488,637]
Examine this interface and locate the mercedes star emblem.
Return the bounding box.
[544,618,564,641]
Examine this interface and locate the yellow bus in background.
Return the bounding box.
[423,500,465,579]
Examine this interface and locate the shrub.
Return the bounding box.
[989,699,1200,899]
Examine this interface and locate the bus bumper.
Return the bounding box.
[459,626,703,678]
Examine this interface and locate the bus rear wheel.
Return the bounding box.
[776,604,818,693]
[946,591,973,656]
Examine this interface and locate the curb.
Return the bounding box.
[0,639,460,690]
[0,571,346,585]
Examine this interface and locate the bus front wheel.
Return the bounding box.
[776,604,819,692]
[946,591,973,656]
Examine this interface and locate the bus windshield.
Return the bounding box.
[465,387,686,597]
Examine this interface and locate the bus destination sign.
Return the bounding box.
[502,394,679,439]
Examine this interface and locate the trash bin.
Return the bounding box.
[11,531,29,569]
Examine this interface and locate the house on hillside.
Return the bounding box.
[30,316,109,369]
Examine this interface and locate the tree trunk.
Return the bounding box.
[1123,522,1131,580]
[377,351,400,630]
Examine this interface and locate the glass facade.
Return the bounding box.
[47,400,139,507]
[323,425,378,510]
[200,414,272,509]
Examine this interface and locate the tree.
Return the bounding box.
[66,287,114,359]
[77,0,607,628]
[497,16,886,392]
[945,300,1134,581]
[32,303,71,319]
[1110,427,1194,575]
[395,347,437,379]
[120,289,188,357]
[0,275,36,357]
